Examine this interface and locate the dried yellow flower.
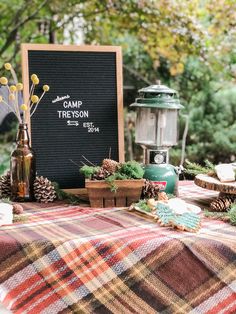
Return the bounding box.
[32,77,39,85]
[4,63,12,70]
[16,83,23,91]
[31,74,38,81]
[9,85,17,92]
[20,104,28,111]
[0,77,8,85]
[43,85,50,92]
[9,93,15,101]
[31,95,39,103]
[0,95,3,102]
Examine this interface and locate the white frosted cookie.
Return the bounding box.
[215,164,235,182]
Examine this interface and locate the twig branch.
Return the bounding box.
[5,0,32,31]
[30,91,45,117]
[28,84,35,107]
[0,0,49,55]
[180,114,189,166]
[69,159,86,168]
[123,64,152,85]
[82,155,96,166]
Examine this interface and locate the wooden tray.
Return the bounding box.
[194,174,236,195]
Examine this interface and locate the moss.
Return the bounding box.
[119,161,144,179]
[135,200,151,212]
[80,165,100,179]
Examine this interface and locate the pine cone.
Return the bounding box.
[158,192,169,201]
[102,159,119,173]
[142,180,160,199]
[13,203,24,214]
[0,172,11,198]
[92,168,111,180]
[34,176,57,203]
[210,197,234,212]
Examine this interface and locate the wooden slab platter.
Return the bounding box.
[194,174,236,195]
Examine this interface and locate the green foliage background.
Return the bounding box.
[0,0,236,175]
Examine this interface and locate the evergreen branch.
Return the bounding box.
[185,160,210,174]
[184,159,217,177]
[204,210,229,220]
[204,201,236,225]
[204,159,215,171]
[53,182,89,205]
[228,203,236,225]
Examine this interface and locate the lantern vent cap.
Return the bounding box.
[130,82,184,109]
[138,84,177,95]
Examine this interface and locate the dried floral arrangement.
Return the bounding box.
[0,63,49,123]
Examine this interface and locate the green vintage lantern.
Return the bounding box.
[130,81,184,194]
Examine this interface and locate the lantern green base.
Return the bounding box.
[143,164,178,195]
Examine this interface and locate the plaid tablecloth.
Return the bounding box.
[0,181,235,314]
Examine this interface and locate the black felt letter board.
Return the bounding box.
[22,45,124,189]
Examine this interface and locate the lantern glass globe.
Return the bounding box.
[135,107,178,148]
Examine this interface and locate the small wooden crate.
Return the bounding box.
[86,179,145,208]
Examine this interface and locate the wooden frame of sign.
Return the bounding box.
[21,44,124,193]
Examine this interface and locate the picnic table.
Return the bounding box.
[0,181,235,314]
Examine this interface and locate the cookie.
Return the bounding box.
[170,212,201,232]
[155,202,175,226]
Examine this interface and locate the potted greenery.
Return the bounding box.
[80,158,145,207]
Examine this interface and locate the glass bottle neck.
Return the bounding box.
[16,123,30,146]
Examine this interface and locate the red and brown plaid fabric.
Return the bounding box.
[0,182,235,313]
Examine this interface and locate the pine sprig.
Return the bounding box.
[185,159,217,177]
[228,203,236,225]
[204,159,215,171]
[204,210,229,220]
[185,160,209,175]
[53,182,88,205]
[105,173,128,192]
[0,198,12,204]
[204,201,236,225]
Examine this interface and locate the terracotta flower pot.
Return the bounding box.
[86,179,145,208]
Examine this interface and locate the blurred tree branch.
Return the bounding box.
[0,0,49,56]
[123,64,152,85]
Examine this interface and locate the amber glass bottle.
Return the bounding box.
[10,123,36,201]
